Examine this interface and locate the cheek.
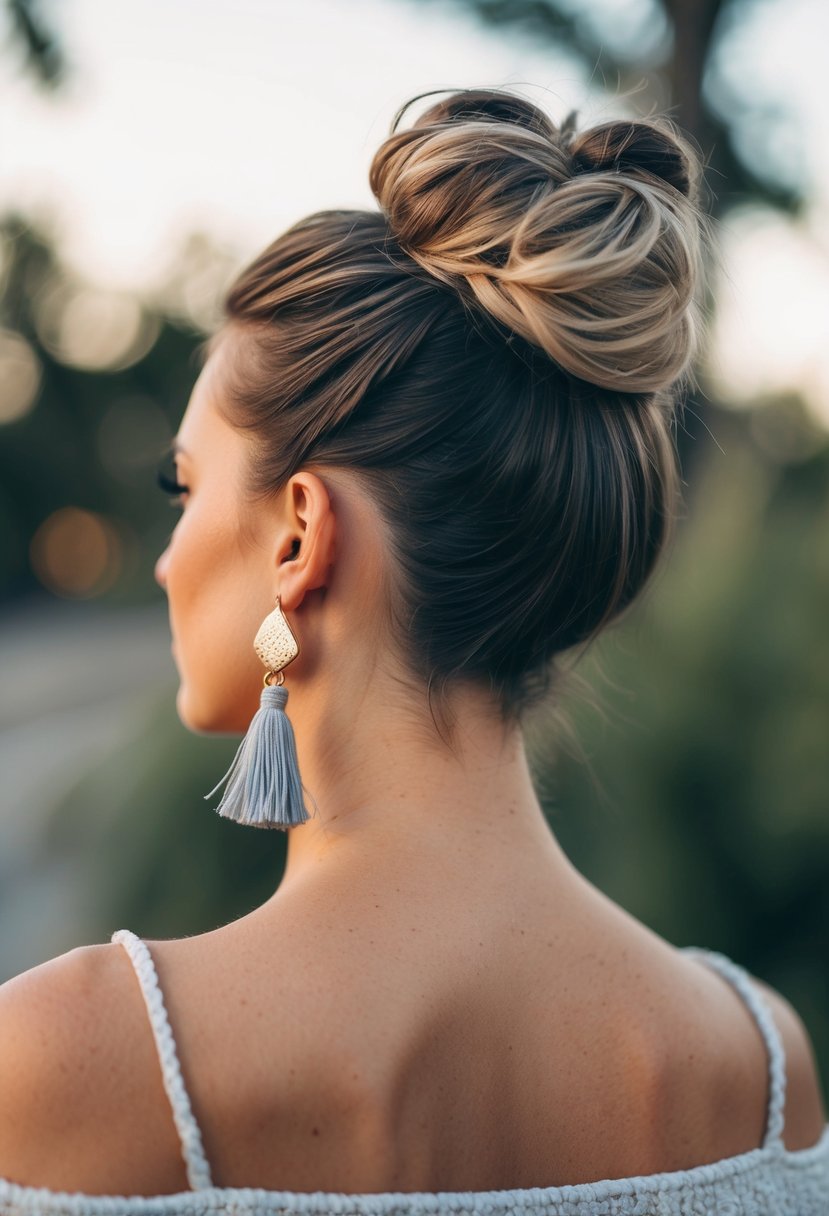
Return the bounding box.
[166,510,267,731]
[165,512,208,612]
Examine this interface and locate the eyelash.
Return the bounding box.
[156,468,189,505]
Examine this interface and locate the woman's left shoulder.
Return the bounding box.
[747,973,828,1151]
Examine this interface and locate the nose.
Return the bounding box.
[154,545,170,591]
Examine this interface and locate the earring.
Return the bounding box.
[203,595,317,829]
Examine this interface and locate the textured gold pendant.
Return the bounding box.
[253,596,300,676]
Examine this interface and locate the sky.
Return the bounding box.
[1,0,829,425]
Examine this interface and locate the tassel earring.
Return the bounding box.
[203,595,317,829]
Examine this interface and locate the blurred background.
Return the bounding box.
[1,0,828,1092]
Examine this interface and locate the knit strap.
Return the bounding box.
[682,946,787,1149]
[111,930,214,1190]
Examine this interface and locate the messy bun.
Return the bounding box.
[370,90,704,392]
[211,87,711,733]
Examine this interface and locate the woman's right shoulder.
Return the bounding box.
[0,945,118,1169]
[0,939,194,1191]
[0,939,125,1040]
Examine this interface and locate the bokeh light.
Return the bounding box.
[0,327,42,423]
[29,506,123,597]
[32,277,160,371]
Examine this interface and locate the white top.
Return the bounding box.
[0,930,827,1214]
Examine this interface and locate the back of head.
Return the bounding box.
[211,86,710,735]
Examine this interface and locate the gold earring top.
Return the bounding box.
[254,596,300,676]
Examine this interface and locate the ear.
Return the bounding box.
[276,471,337,611]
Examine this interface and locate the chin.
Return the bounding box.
[174,683,223,735]
[175,682,258,736]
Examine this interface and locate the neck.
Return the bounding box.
[276,665,566,891]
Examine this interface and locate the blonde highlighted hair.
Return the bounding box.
[372,90,706,393]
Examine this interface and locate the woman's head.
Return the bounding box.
[156,87,709,741]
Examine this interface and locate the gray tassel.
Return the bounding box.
[203,684,315,829]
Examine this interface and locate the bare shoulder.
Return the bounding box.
[0,941,189,1194]
[750,975,828,1151]
[0,942,118,1105]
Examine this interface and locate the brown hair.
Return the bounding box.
[205,88,711,737]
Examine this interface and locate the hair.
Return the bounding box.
[203,87,711,741]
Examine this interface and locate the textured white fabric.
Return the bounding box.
[0,934,827,1215]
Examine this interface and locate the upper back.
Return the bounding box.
[0,871,827,1212]
[135,890,811,1191]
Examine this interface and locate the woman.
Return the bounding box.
[0,87,827,1214]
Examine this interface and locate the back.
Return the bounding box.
[0,845,828,1216]
[125,875,820,1194]
[1,890,828,1215]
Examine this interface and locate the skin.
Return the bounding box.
[0,326,824,1196]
